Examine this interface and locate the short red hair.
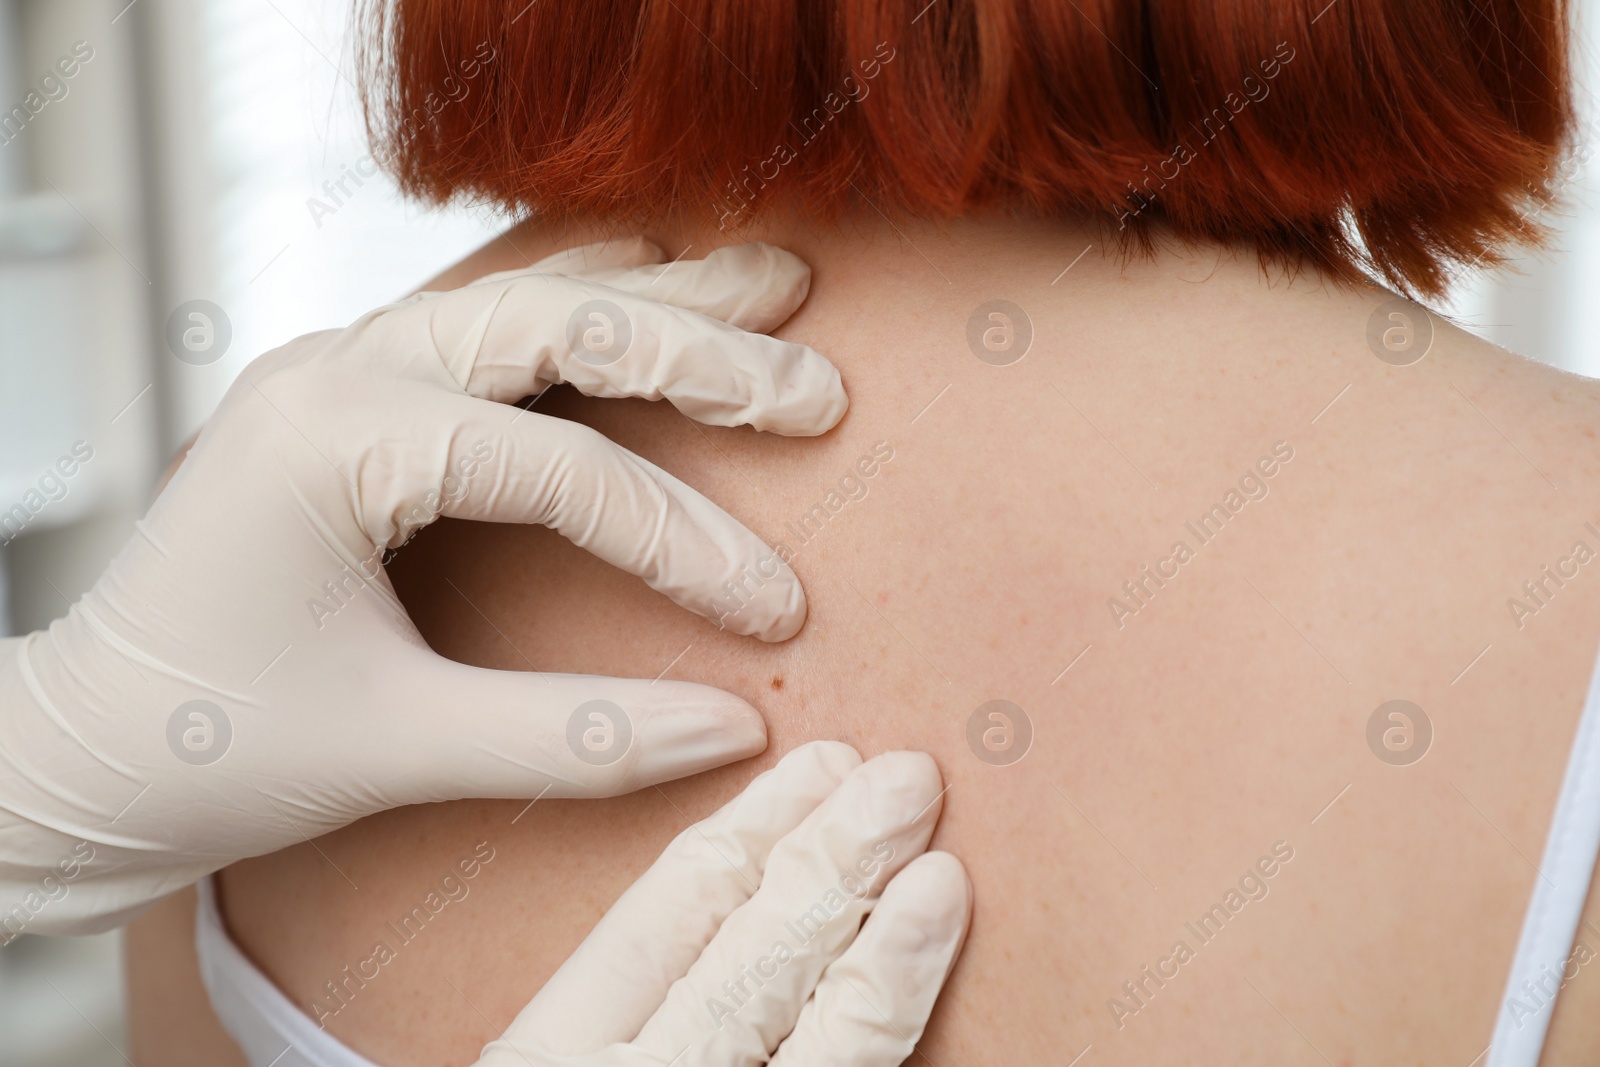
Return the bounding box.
[358,0,1574,298]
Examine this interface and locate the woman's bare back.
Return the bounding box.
[208,214,1600,1065]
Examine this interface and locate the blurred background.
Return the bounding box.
[0,0,1596,1063]
[0,0,505,1063]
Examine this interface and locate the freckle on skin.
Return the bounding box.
[771,676,784,690]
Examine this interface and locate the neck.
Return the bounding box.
[439,209,1378,413]
[498,207,1353,314]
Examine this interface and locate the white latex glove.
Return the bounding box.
[475,742,971,1067]
[0,240,847,937]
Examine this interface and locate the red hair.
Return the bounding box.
[357,0,1574,298]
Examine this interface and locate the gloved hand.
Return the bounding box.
[474,743,971,1067]
[0,239,847,937]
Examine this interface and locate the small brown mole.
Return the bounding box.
[770,676,784,690]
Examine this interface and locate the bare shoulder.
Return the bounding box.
[1430,313,1600,485]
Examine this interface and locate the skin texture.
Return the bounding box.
[130,212,1600,1065]
[125,887,249,1067]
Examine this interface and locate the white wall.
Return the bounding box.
[0,1,502,1061]
[1445,1,1600,373]
[140,0,507,450]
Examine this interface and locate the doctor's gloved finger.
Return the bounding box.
[374,269,847,435]
[376,663,767,805]
[499,743,862,1057]
[415,397,805,641]
[631,752,948,1067]
[768,851,972,1067]
[445,244,807,334]
[405,239,669,306]
[465,237,669,289]
[556,244,811,334]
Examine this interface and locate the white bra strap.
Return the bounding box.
[194,875,384,1067]
[1488,642,1600,1066]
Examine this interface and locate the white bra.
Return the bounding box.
[195,646,1600,1067]
[1488,643,1600,1066]
[194,875,382,1067]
